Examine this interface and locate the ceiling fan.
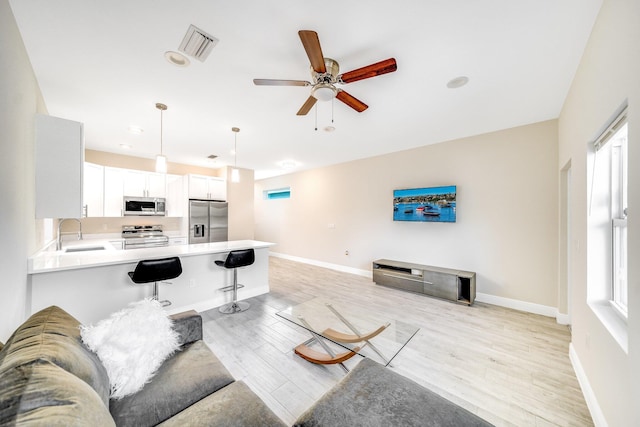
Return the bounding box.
[253,30,397,115]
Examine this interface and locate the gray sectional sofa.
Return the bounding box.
[0,306,493,426]
[0,306,285,426]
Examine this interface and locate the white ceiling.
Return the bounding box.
[9,0,602,179]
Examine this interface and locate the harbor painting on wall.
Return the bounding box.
[393,185,457,222]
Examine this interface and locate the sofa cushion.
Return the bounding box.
[0,306,110,405]
[157,380,287,427]
[0,359,115,426]
[169,310,203,345]
[294,358,493,427]
[80,299,180,399]
[109,340,235,427]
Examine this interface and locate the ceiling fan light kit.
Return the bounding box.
[254,30,397,116]
[311,83,337,101]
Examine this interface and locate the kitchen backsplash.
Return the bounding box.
[60,216,185,235]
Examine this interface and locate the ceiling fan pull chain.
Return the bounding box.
[314,103,318,131]
[331,98,334,123]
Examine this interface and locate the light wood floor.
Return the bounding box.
[200,257,593,426]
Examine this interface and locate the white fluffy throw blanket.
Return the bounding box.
[80,298,180,399]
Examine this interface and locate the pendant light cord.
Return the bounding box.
[160,109,163,155]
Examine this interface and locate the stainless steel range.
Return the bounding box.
[122,225,169,249]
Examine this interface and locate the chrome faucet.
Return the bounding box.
[57,218,83,250]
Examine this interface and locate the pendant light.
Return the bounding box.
[231,127,240,183]
[155,103,168,173]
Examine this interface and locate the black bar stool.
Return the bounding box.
[215,249,255,314]
[128,257,182,307]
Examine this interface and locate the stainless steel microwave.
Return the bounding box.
[123,196,166,216]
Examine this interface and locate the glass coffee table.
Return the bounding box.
[276,298,419,371]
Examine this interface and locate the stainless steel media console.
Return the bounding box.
[372,259,476,305]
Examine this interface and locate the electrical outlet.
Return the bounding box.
[345,250,349,256]
[189,279,197,288]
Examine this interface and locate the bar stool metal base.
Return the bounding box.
[219,300,250,314]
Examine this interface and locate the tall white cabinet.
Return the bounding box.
[103,167,125,217]
[83,162,104,217]
[35,114,84,219]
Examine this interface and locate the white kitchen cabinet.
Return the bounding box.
[165,174,185,217]
[103,167,125,216]
[83,162,104,217]
[188,174,226,200]
[35,114,84,219]
[123,170,166,198]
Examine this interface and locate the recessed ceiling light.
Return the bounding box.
[279,160,298,170]
[119,143,132,150]
[447,76,469,89]
[128,125,143,135]
[164,51,190,67]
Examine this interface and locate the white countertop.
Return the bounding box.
[28,240,275,274]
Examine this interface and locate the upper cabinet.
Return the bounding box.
[83,162,104,217]
[165,174,185,217]
[123,170,166,198]
[103,167,125,217]
[188,174,226,201]
[82,166,222,217]
[35,114,84,219]
[88,165,184,217]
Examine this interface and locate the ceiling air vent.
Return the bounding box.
[178,24,219,62]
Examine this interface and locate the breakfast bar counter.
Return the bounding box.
[28,240,274,273]
[27,240,275,324]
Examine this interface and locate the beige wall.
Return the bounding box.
[255,120,559,307]
[558,0,640,424]
[224,167,255,240]
[85,149,223,177]
[0,0,48,340]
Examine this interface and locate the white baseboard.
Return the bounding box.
[270,252,371,278]
[476,292,559,318]
[569,343,607,427]
[271,252,572,322]
[556,312,571,325]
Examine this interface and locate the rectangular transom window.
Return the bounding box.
[263,187,291,200]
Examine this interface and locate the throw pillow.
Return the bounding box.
[80,298,180,399]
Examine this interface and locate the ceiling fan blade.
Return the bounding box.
[338,58,397,84]
[336,90,368,112]
[253,79,310,86]
[298,30,326,73]
[296,96,317,116]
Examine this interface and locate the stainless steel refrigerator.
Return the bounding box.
[189,200,228,243]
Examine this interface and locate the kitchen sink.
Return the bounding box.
[63,246,107,253]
